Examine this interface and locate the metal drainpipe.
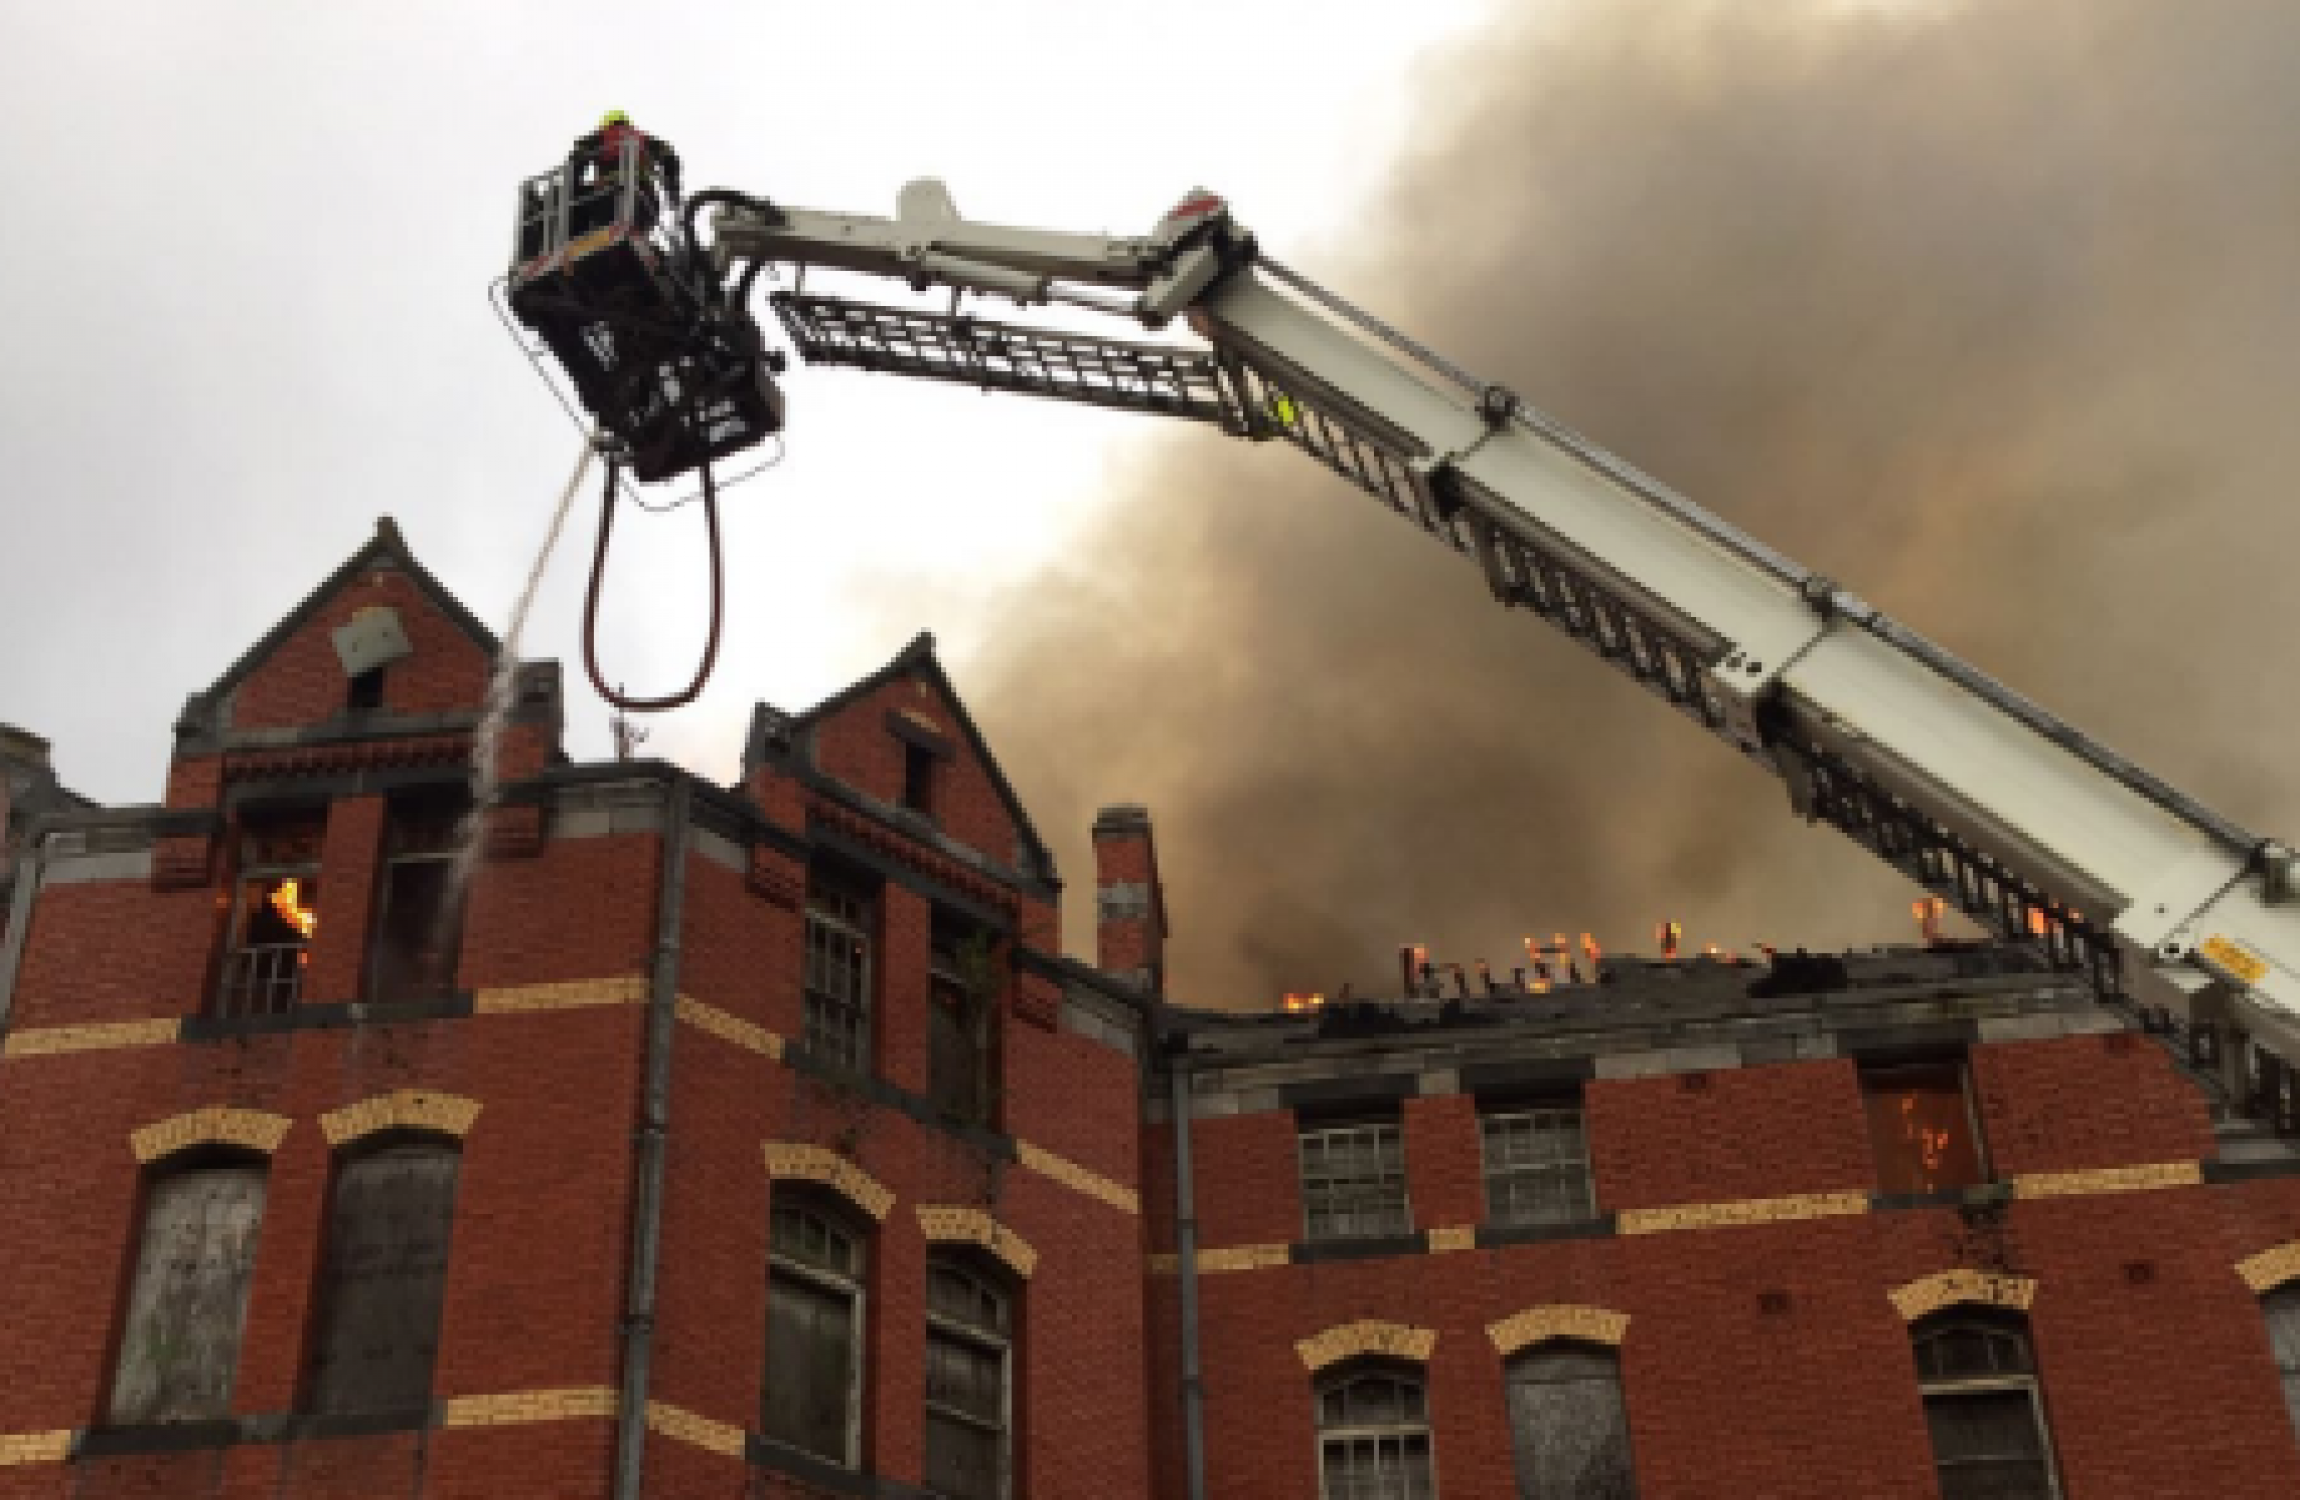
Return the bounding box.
[0,829,53,1042]
[1169,1059,1208,1500]
[615,776,693,1500]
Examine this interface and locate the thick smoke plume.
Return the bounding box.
[964,0,2300,1005]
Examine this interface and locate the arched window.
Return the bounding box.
[108,1155,269,1424]
[2262,1282,2300,1440]
[1315,1361,1436,1499]
[923,1253,1012,1500]
[1504,1341,1635,1499]
[762,1191,869,1466]
[304,1137,463,1415]
[1911,1310,2062,1499]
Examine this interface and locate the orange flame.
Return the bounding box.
[1531,976,1552,995]
[1581,932,1602,966]
[268,878,318,939]
[2027,906,2051,938]
[1913,897,1946,944]
[1657,920,1683,960]
[1281,991,1326,1013]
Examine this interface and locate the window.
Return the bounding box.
[1504,1343,1636,1499]
[2264,1284,2300,1442]
[107,1158,268,1425]
[1912,1311,2062,1500]
[928,921,993,1126]
[1482,1105,1595,1226]
[366,792,469,1003]
[1861,1058,1988,1194]
[1300,1120,1412,1241]
[346,667,386,712]
[1316,1362,1436,1499]
[305,1139,462,1415]
[903,741,938,818]
[762,1194,867,1466]
[803,879,873,1073]
[216,808,326,1017]
[924,1255,1011,1500]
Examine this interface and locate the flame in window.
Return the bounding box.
[1900,1094,1955,1183]
[268,878,319,939]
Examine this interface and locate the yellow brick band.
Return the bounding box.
[2012,1161,2201,1200]
[917,1205,1039,1279]
[1488,1305,1630,1356]
[321,1089,482,1146]
[0,1430,72,1465]
[646,1400,746,1459]
[1017,1141,1139,1215]
[1297,1320,1437,1372]
[3,1018,178,1059]
[1618,1189,1869,1236]
[474,976,647,1014]
[131,1107,293,1163]
[1194,1244,1291,1274]
[2237,1241,2300,1294]
[443,1387,618,1427]
[677,996,785,1059]
[1148,1253,1180,1275]
[1427,1226,1477,1254]
[764,1143,894,1221]
[1890,1269,2038,1321]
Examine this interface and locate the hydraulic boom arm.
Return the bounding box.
[706,180,2300,1108]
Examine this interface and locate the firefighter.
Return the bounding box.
[568,110,684,234]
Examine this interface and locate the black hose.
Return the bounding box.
[680,188,787,289]
[582,458,724,713]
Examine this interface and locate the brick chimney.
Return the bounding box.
[1093,804,1167,997]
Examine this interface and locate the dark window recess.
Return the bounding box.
[2267,1284,2300,1443]
[1913,1313,2062,1500]
[1506,1342,1637,1500]
[108,1163,269,1425]
[928,923,994,1126]
[761,1198,865,1467]
[924,1257,1010,1500]
[902,740,938,817]
[1861,1059,1987,1194]
[346,667,386,712]
[803,880,873,1073]
[367,795,469,1003]
[305,1142,462,1416]
[1316,1363,1436,1499]
[217,809,327,1018]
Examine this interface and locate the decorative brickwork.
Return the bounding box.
[1018,1140,1139,1214]
[2010,1161,2201,1199]
[764,1142,894,1220]
[1426,1225,1477,1254]
[1296,1319,1437,1372]
[474,976,647,1014]
[319,1088,482,1145]
[917,1205,1038,1279]
[1618,1189,1868,1235]
[646,1399,746,1458]
[1889,1269,2039,1321]
[2,1017,178,1058]
[679,996,785,1058]
[443,1387,619,1427]
[130,1107,293,1163]
[2236,1241,2300,1294]
[1487,1305,1630,1355]
[0,1430,71,1466]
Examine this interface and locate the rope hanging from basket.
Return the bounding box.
[582,455,725,713]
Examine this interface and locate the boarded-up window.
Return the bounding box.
[305,1141,461,1415]
[108,1163,268,1424]
[924,1256,1010,1500]
[1913,1312,2061,1499]
[1317,1363,1436,1499]
[2265,1284,2300,1441]
[366,794,469,1003]
[761,1197,865,1466]
[1300,1120,1412,1241]
[1505,1343,1636,1500]
[1861,1059,1987,1194]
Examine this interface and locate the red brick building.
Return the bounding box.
[3,521,2300,1499]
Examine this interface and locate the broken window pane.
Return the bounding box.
[1861,1061,1987,1193]
[366,793,468,1003]
[108,1164,267,1425]
[217,874,320,1016]
[306,1142,461,1415]
[925,1255,1009,1500]
[1913,1315,2060,1500]
[1506,1343,1636,1499]
[1482,1107,1596,1225]
[1300,1122,1412,1241]
[762,1196,866,1467]
[803,880,873,1072]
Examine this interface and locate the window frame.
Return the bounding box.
[802,878,875,1074]
[1502,1339,1638,1500]
[2264,1281,2300,1443]
[1858,1053,1992,1195]
[1911,1311,2063,1500]
[1479,1101,1597,1227]
[761,1191,869,1469]
[927,920,995,1127]
[214,807,327,1018]
[1299,1117,1414,1242]
[1314,1359,1438,1500]
[902,739,939,819]
[922,1252,1013,1500]
[105,1151,270,1427]
[363,790,471,1005]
